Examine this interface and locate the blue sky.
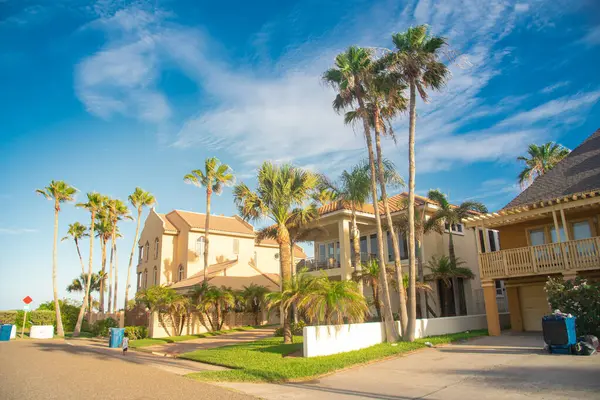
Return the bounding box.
[1,0,599,310]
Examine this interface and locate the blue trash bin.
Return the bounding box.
[0,324,13,341]
[542,315,577,354]
[109,328,125,348]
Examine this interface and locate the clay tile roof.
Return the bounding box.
[156,213,178,232]
[256,237,308,258]
[318,192,434,217]
[169,210,254,235]
[169,259,238,289]
[503,128,600,209]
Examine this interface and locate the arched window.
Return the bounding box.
[195,237,205,257]
[138,246,143,263]
[153,266,158,285]
[178,265,184,282]
[143,268,148,288]
[144,241,149,262]
[154,238,159,259]
[137,272,142,288]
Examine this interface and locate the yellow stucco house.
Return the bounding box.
[297,193,501,319]
[464,128,600,335]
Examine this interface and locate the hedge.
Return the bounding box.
[546,276,600,337]
[125,326,148,340]
[0,311,17,325]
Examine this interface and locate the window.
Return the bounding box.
[144,242,149,262]
[233,238,240,255]
[359,236,368,262]
[138,246,143,263]
[318,244,326,263]
[154,238,159,259]
[254,251,258,266]
[478,229,486,253]
[572,221,592,240]
[153,266,158,285]
[529,229,546,246]
[196,237,205,257]
[387,231,408,261]
[488,230,497,252]
[495,280,505,297]
[550,226,566,243]
[445,223,464,234]
[369,234,378,257]
[137,272,142,289]
[143,269,148,289]
[177,265,184,282]
[335,241,340,264]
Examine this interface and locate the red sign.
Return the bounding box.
[23,296,32,305]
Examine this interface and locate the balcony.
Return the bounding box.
[479,236,600,279]
[297,252,378,273]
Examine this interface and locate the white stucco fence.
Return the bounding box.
[303,313,510,357]
[29,325,54,339]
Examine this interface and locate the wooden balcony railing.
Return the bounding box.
[479,236,600,279]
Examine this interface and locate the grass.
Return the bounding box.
[129,325,261,348]
[182,330,488,383]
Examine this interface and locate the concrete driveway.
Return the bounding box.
[222,333,600,399]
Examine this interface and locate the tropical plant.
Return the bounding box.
[136,286,190,336]
[352,258,394,320]
[196,285,235,331]
[517,142,570,188]
[184,158,235,280]
[61,222,88,275]
[66,272,104,320]
[234,162,318,343]
[240,284,270,325]
[106,198,131,313]
[323,46,399,342]
[94,209,112,313]
[73,192,104,336]
[426,255,474,317]
[36,180,77,337]
[125,188,156,311]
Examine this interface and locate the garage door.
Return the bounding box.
[519,284,550,331]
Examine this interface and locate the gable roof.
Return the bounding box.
[166,210,254,235]
[156,212,178,233]
[318,192,441,217]
[504,129,600,209]
[169,259,238,289]
[255,237,308,258]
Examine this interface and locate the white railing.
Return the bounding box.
[479,236,600,279]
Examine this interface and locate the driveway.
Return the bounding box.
[221,333,600,399]
[144,327,277,356]
[0,339,254,400]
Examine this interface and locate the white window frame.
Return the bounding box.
[445,222,465,235]
[195,237,205,257]
[233,238,240,255]
[153,266,158,285]
[154,238,159,259]
[143,269,148,289]
[495,280,506,298]
[178,265,184,282]
[144,242,149,262]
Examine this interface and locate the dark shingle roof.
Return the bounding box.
[504,128,600,209]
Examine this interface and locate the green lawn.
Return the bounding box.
[130,325,261,348]
[182,330,488,383]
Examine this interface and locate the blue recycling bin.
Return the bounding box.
[0,324,13,341]
[109,328,125,348]
[542,315,577,354]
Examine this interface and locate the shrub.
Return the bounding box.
[15,310,56,328]
[125,326,148,340]
[274,321,306,337]
[35,299,81,332]
[91,317,119,337]
[545,276,600,337]
[0,311,17,325]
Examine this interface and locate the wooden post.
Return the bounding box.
[559,208,570,241]
[21,310,27,339]
[552,209,570,270]
[482,281,501,336]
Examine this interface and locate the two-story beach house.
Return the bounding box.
[464,129,600,335]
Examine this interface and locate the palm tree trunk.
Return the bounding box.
[75,239,85,275]
[416,240,427,318]
[405,80,418,342]
[52,204,65,337]
[372,279,381,320]
[204,189,212,281]
[125,207,142,311]
[448,230,456,265]
[358,94,398,343]
[108,232,114,314]
[277,223,293,344]
[351,209,362,292]
[99,238,107,314]
[74,212,96,336]
[373,114,409,337]
[113,244,119,312]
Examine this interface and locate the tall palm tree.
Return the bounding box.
[386,25,451,341]
[106,199,131,313]
[61,222,88,275]
[234,162,318,343]
[517,142,570,188]
[73,192,104,336]
[36,180,77,337]
[94,209,112,313]
[184,158,235,280]
[352,258,394,320]
[426,255,474,317]
[240,284,270,326]
[66,272,104,321]
[323,46,398,342]
[125,188,156,311]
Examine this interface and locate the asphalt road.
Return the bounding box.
[0,339,254,400]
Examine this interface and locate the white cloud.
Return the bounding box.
[0,228,38,235]
[579,26,600,46]
[541,81,570,93]
[515,3,530,12]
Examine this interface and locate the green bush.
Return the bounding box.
[15,310,56,328]
[91,317,119,337]
[546,276,600,337]
[274,321,306,337]
[35,299,82,332]
[124,326,148,340]
[0,311,17,325]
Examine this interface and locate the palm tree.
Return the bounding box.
[125,188,156,311]
[36,180,77,336]
[385,25,450,341]
[352,259,394,320]
[184,158,235,281]
[61,222,88,275]
[426,255,474,317]
[66,272,103,320]
[136,286,190,336]
[196,285,235,331]
[323,46,399,342]
[94,209,112,313]
[240,284,270,326]
[106,198,131,313]
[299,274,368,326]
[518,142,570,188]
[73,192,104,336]
[234,162,318,344]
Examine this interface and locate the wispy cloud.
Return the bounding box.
[579,25,600,47]
[541,81,570,94]
[0,228,38,235]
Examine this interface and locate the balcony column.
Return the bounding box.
[552,208,570,269]
[559,208,570,240]
[506,286,523,332]
[338,218,352,280]
[482,281,501,336]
